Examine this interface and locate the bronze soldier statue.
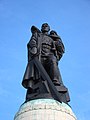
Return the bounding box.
[22,23,70,104]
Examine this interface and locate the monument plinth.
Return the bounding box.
[14,99,76,120]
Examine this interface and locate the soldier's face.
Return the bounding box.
[41,23,50,32]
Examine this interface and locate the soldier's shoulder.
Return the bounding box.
[37,32,43,37]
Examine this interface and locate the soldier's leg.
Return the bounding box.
[49,56,63,85]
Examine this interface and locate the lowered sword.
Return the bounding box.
[32,57,62,103]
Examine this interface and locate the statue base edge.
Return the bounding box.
[14,99,77,120]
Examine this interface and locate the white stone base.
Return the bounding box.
[14,99,77,120]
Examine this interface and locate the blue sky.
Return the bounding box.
[0,0,90,120]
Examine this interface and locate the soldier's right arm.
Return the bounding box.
[27,35,38,57]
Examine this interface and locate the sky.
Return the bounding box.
[0,0,90,120]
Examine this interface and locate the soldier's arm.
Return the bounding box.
[28,35,37,55]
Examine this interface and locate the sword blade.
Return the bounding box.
[33,57,61,102]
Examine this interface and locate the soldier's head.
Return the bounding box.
[41,23,50,33]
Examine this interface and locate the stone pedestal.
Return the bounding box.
[14,99,77,120]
